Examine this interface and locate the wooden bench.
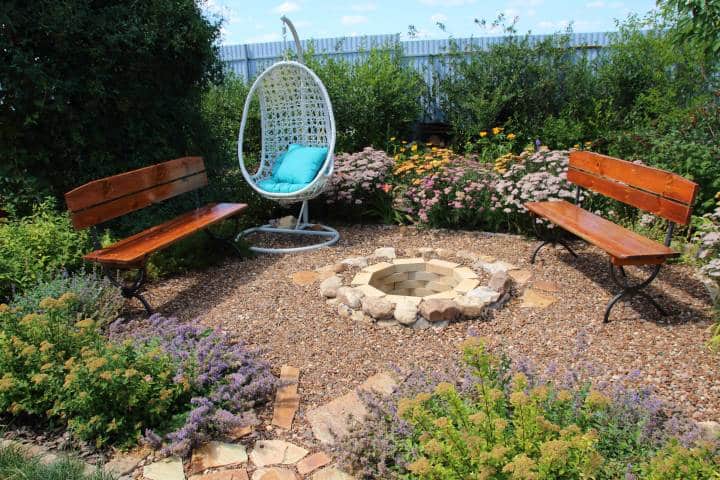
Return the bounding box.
[525,151,699,323]
[65,157,248,314]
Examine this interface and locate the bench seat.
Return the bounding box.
[84,202,248,268]
[525,200,678,266]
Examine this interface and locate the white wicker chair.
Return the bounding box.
[236,17,339,253]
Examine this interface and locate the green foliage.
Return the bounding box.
[0,0,222,213]
[0,443,115,480]
[0,295,186,448]
[306,43,425,152]
[661,0,720,64]
[0,200,91,299]
[641,439,720,479]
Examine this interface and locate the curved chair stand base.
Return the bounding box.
[237,223,339,254]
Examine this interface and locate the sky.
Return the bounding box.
[202,0,659,46]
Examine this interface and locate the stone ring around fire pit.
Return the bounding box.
[321,256,514,330]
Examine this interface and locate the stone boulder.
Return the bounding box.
[337,287,364,309]
[361,297,395,320]
[319,276,343,298]
[419,299,461,323]
[393,299,419,325]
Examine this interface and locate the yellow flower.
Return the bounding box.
[40,362,54,371]
[433,417,450,429]
[0,304,8,313]
[75,319,95,329]
[556,389,572,402]
[573,143,580,149]
[99,372,112,381]
[0,374,15,392]
[492,127,503,135]
[411,143,418,152]
[390,136,396,141]
[31,373,49,385]
[39,341,53,352]
[494,418,508,432]
[585,390,611,410]
[479,131,488,137]
[86,357,108,372]
[58,292,78,305]
[407,457,431,475]
[434,382,454,395]
[510,391,529,407]
[507,133,516,140]
[20,345,37,357]
[423,439,444,456]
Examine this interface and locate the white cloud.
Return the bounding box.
[272,1,300,15]
[430,13,448,23]
[419,0,476,6]
[351,2,377,12]
[341,15,368,25]
[537,19,569,30]
[586,1,605,7]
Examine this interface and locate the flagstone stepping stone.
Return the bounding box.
[371,247,396,259]
[228,425,254,440]
[488,271,512,293]
[296,452,332,476]
[190,469,249,480]
[311,467,354,480]
[251,467,298,480]
[520,288,557,309]
[291,271,319,286]
[143,456,185,480]
[249,440,308,467]
[190,442,248,475]
[508,269,533,285]
[358,372,397,396]
[104,450,148,476]
[306,391,368,445]
[272,365,300,430]
[533,280,561,292]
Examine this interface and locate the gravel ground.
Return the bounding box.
[134,224,719,440]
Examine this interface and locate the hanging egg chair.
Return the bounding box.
[236,16,339,254]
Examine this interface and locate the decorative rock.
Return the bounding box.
[456,250,478,262]
[143,456,185,480]
[291,271,319,286]
[361,297,395,320]
[320,276,343,298]
[419,299,461,323]
[474,260,515,275]
[533,280,560,292]
[252,467,298,480]
[466,287,502,303]
[326,298,340,306]
[394,299,419,325]
[338,303,353,318]
[104,451,147,476]
[359,372,397,395]
[311,467,354,480]
[316,263,347,274]
[249,440,308,467]
[698,421,720,441]
[520,289,557,309]
[341,256,368,268]
[432,320,450,330]
[276,215,297,229]
[353,284,386,298]
[192,469,249,480]
[508,269,532,285]
[351,310,370,323]
[272,365,300,430]
[488,271,512,293]
[412,317,432,329]
[337,287,365,309]
[190,442,248,474]
[296,452,331,476]
[372,247,396,259]
[455,295,491,318]
[307,391,368,444]
[434,248,453,259]
[228,425,254,440]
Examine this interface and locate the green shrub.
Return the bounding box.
[307,43,425,152]
[0,200,90,299]
[0,296,186,448]
[0,443,115,480]
[1,0,222,212]
[641,440,720,479]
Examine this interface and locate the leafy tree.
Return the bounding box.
[660,0,720,63]
[0,0,222,214]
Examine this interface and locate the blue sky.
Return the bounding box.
[202,0,658,46]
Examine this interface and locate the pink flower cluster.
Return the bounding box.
[324,147,394,205]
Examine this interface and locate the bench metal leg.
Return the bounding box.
[604,261,667,323]
[103,266,153,316]
[529,220,579,264]
[205,216,244,257]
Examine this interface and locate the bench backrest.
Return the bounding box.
[568,151,698,225]
[65,157,207,229]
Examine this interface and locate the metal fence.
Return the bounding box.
[219,31,614,122]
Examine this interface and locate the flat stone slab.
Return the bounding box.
[311,467,354,480]
[291,271,319,286]
[306,391,368,445]
[272,365,300,430]
[190,469,249,480]
[520,288,557,309]
[251,467,298,480]
[250,440,308,467]
[533,280,561,292]
[104,451,148,476]
[358,372,397,396]
[296,452,332,476]
[190,442,248,474]
[143,456,185,480]
[508,269,533,285]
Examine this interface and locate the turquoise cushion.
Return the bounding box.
[271,143,301,176]
[257,178,310,194]
[273,144,328,184]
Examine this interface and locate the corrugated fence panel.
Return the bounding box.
[219,32,612,121]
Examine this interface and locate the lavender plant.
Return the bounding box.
[340,338,713,479]
[693,204,720,350]
[108,314,275,456]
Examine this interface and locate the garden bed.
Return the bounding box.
[136,224,718,440]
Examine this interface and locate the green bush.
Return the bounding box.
[0,443,115,480]
[0,295,186,448]
[306,43,425,152]
[0,200,90,299]
[641,440,720,479]
[0,0,221,214]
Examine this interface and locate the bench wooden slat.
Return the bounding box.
[84,202,247,267]
[525,200,678,264]
[68,171,208,229]
[567,169,693,225]
[570,151,698,205]
[65,157,206,212]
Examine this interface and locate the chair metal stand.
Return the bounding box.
[604,262,667,323]
[236,200,340,254]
